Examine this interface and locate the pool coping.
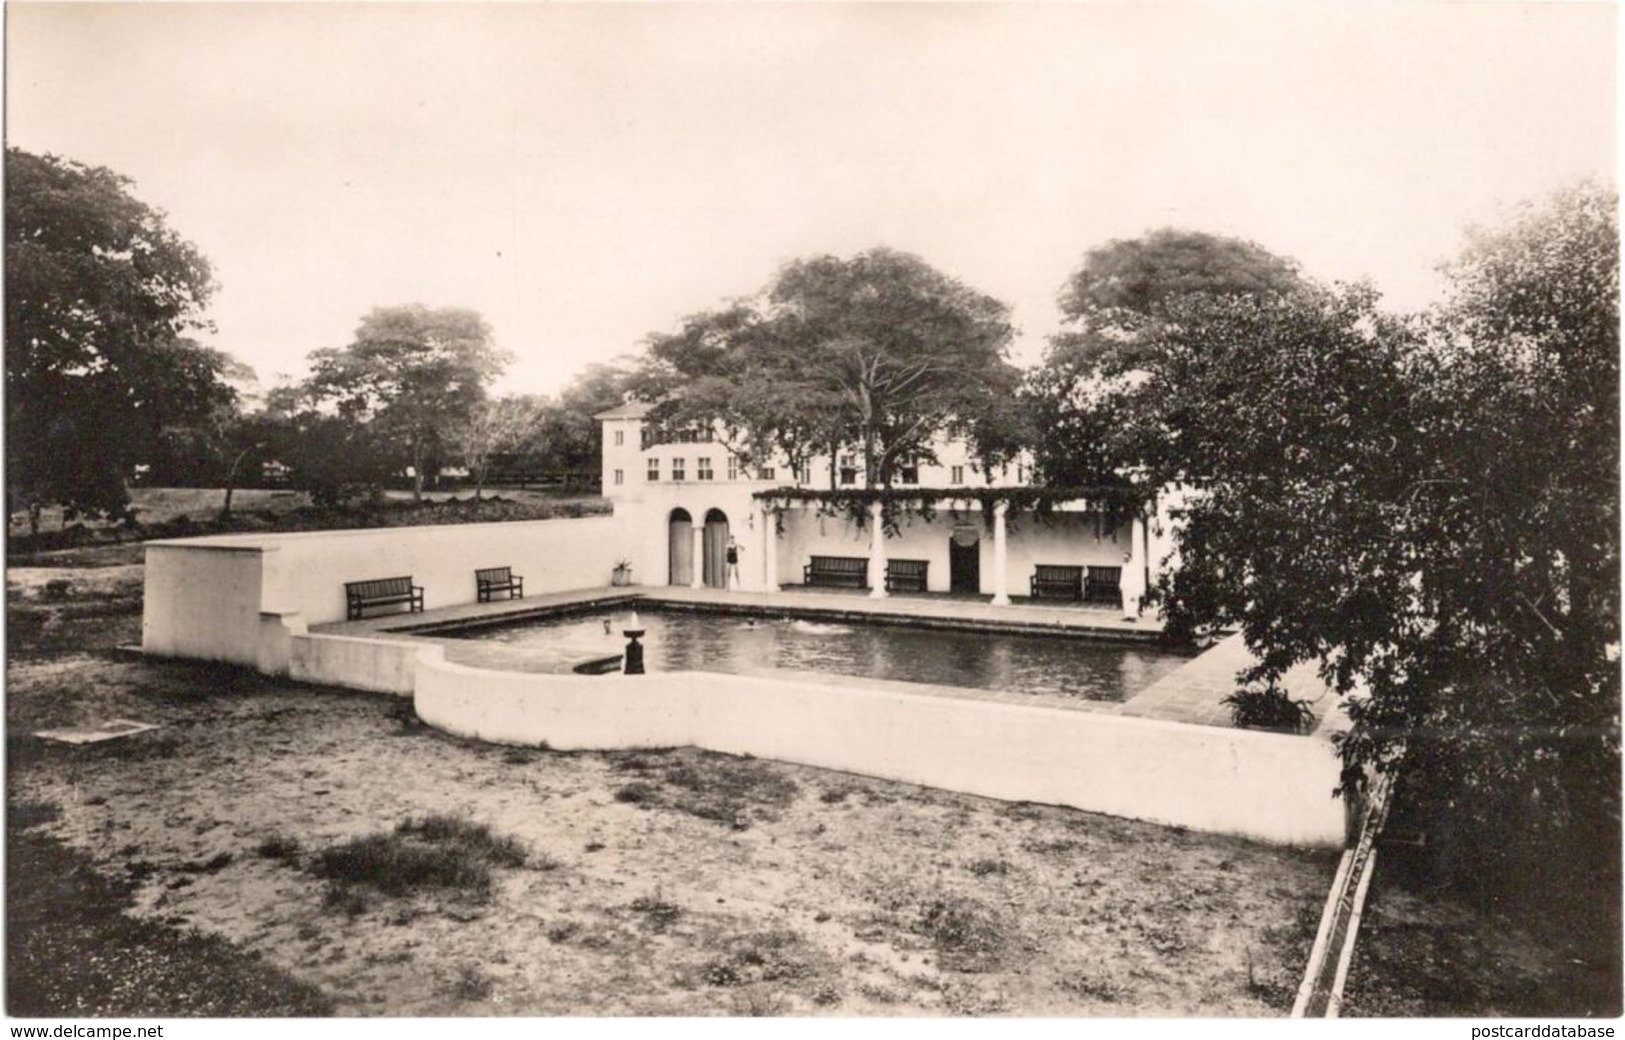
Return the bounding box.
[311,584,1345,737]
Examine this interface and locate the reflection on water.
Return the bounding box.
[458,610,1188,703]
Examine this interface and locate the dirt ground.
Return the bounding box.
[13,545,1607,1017]
[6,549,1344,1016]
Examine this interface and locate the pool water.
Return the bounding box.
[451,609,1188,702]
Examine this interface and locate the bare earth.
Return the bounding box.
[8,553,1341,1016]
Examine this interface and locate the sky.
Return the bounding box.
[6,1,1617,399]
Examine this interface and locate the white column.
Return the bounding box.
[867,500,888,598]
[761,507,779,592]
[1121,512,1148,620]
[691,525,705,589]
[991,501,1011,606]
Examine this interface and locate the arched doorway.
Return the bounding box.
[668,508,694,586]
[702,509,730,589]
[949,524,981,594]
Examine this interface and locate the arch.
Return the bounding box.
[668,508,694,586]
[702,508,730,589]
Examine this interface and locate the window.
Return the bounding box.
[698,457,713,481]
[614,430,624,446]
[727,456,739,481]
[899,465,919,485]
[950,465,965,485]
[647,459,659,482]
[760,466,776,482]
[839,467,857,486]
[1016,463,1027,484]
[672,457,686,482]
[614,469,624,486]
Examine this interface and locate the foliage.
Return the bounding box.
[310,814,527,899]
[634,248,1027,486]
[6,148,236,524]
[751,484,1147,537]
[1221,681,1317,734]
[257,388,394,506]
[453,395,543,498]
[1122,186,1619,896]
[530,362,638,475]
[302,305,509,501]
[1028,228,1304,487]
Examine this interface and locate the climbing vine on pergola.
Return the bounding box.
[750,485,1152,537]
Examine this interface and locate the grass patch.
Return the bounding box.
[449,964,494,1001]
[699,930,822,987]
[395,814,528,868]
[256,835,303,862]
[309,814,528,900]
[629,893,683,933]
[916,896,1008,973]
[322,882,371,918]
[11,800,61,831]
[608,749,800,830]
[6,814,331,1016]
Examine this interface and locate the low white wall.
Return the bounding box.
[415,657,1345,847]
[142,516,634,664]
[290,633,439,696]
[257,515,631,625]
[143,544,268,666]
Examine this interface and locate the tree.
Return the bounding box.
[1052,226,1305,372]
[453,395,543,499]
[1125,186,1619,914]
[1029,228,1305,486]
[5,147,229,524]
[638,248,1025,488]
[302,305,509,502]
[257,384,393,508]
[492,361,645,484]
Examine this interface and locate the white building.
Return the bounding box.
[597,401,1173,614]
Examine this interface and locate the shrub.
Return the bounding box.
[310,814,528,899]
[394,814,528,868]
[916,896,1007,973]
[629,893,683,933]
[1222,681,1316,733]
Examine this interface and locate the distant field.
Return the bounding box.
[8,486,605,540]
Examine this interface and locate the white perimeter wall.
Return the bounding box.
[143,544,268,665]
[415,658,1346,847]
[142,515,632,662]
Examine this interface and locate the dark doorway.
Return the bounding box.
[702,509,729,589]
[668,508,693,585]
[949,527,980,594]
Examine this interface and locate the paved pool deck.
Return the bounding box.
[315,584,1345,737]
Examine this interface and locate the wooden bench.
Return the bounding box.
[344,576,424,621]
[804,555,869,589]
[885,558,929,593]
[1085,566,1124,605]
[476,566,524,603]
[1029,564,1084,601]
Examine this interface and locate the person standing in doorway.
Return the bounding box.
[726,538,743,589]
[1119,549,1145,621]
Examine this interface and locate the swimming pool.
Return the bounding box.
[446,607,1189,702]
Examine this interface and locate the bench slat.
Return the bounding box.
[805,555,869,589]
[475,566,524,603]
[884,558,928,592]
[345,576,425,620]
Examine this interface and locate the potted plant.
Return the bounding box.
[1221,679,1316,735]
[611,559,633,587]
